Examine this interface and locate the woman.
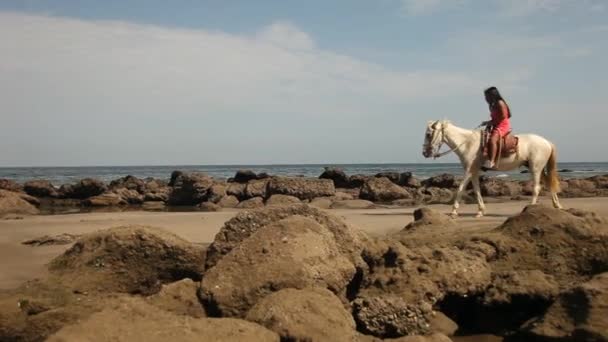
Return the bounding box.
[482,86,512,169]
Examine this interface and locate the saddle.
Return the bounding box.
[482,127,519,160]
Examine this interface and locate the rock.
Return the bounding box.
[422,174,458,189]
[204,204,363,270]
[218,195,239,208]
[143,178,167,192]
[0,179,22,192]
[385,333,453,342]
[22,233,80,246]
[143,188,170,202]
[353,294,433,338]
[207,183,227,204]
[199,202,221,212]
[492,205,608,285]
[236,197,265,209]
[320,167,350,188]
[360,177,412,202]
[245,179,269,199]
[265,194,301,206]
[24,179,58,198]
[415,187,454,204]
[46,297,279,342]
[16,192,40,206]
[331,199,375,209]
[522,272,608,341]
[142,201,166,211]
[232,170,259,183]
[428,312,458,337]
[588,174,608,189]
[168,170,183,187]
[246,287,357,342]
[334,191,355,200]
[227,182,247,200]
[113,188,144,204]
[392,199,417,207]
[349,174,372,188]
[375,172,401,185]
[483,270,559,305]
[147,279,205,318]
[481,178,522,197]
[48,225,206,295]
[562,178,598,197]
[200,216,357,317]
[109,175,145,194]
[0,189,40,217]
[83,192,127,206]
[267,177,335,200]
[310,197,333,209]
[400,172,422,188]
[403,207,455,231]
[559,169,574,173]
[168,172,214,205]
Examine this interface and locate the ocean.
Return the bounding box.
[0,162,607,185]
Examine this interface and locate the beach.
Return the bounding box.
[3,196,608,291]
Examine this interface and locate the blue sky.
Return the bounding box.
[1,0,606,166]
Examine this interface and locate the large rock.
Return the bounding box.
[200,216,357,317]
[146,279,205,318]
[385,333,453,342]
[24,179,58,198]
[402,207,455,231]
[493,205,608,283]
[415,187,454,204]
[320,167,350,188]
[204,204,363,270]
[353,294,433,338]
[59,178,108,199]
[233,170,259,183]
[0,178,22,192]
[168,170,183,186]
[267,177,335,200]
[48,225,206,295]
[522,272,608,341]
[375,172,401,185]
[400,172,422,188]
[481,178,522,197]
[207,183,227,204]
[422,174,458,189]
[168,172,214,205]
[109,175,146,193]
[226,182,247,200]
[265,194,301,206]
[218,195,239,208]
[331,199,375,209]
[348,174,372,188]
[236,197,265,209]
[114,188,144,204]
[0,189,40,217]
[245,287,357,341]
[360,177,412,202]
[47,297,279,342]
[245,179,269,199]
[83,192,127,206]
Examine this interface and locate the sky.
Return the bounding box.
[0,0,606,166]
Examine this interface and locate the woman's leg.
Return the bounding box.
[489,131,500,167]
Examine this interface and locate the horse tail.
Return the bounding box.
[543,144,561,193]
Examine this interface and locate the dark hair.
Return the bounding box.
[484,86,512,118]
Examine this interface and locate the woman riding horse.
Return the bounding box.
[482,86,512,169]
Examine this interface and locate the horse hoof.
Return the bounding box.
[450,212,459,219]
[475,212,484,218]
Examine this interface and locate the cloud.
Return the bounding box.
[0,11,488,166]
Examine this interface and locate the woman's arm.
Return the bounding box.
[497,100,509,121]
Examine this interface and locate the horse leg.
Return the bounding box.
[451,172,472,218]
[530,169,542,205]
[551,192,563,209]
[471,173,485,217]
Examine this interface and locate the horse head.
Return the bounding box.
[422,120,449,158]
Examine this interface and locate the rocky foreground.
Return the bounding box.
[1,203,607,341]
[1,168,608,218]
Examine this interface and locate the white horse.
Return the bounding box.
[422,120,562,218]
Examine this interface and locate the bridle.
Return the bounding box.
[424,121,484,159]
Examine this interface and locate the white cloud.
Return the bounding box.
[0,11,488,166]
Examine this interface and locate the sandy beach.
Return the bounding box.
[3,196,607,290]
